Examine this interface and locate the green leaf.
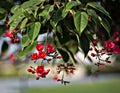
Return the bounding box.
[0,25,6,35]
[57,48,69,62]
[8,8,23,24]
[32,22,41,43]
[56,25,63,35]
[74,11,88,35]
[65,1,81,10]
[17,41,37,58]
[38,5,54,24]
[65,40,78,54]
[20,18,28,30]
[64,17,75,31]
[39,5,54,20]
[28,22,41,43]
[62,1,81,18]
[0,7,7,20]
[80,33,90,57]
[33,7,39,18]
[21,0,45,9]
[87,9,98,23]
[98,16,110,37]
[0,14,5,20]
[10,5,20,13]
[22,8,35,21]
[50,20,56,29]
[87,2,110,18]
[21,34,31,50]
[53,7,63,27]
[9,0,45,24]
[65,48,77,65]
[10,14,24,31]
[27,22,34,38]
[56,28,71,45]
[0,1,13,11]
[0,7,7,14]
[22,8,31,17]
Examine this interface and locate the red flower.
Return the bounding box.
[27,69,33,72]
[5,29,14,38]
[93,40,97,46]
[114,37,119,42]
[31,53,38,60]
[38,51,46,59]
[9,54,16,64]
[113,27,119,37]
[69,13,73,17]
[27,68,35,74]
[57,56,62,59]
[105,40,115,49]
[113,45,120,54]
[91,53,95,57]
[46,44,55,53]
[36,77,39,80]
[94,47,98,52]
[9,54,15,59]
[10,38,19,43]
[36,44,44,51]
[36,66,50,78]
[113,31,119,37]
[53,76,60,81]
[5,28,19,44]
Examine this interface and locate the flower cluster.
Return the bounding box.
[57,63,76,74]
[27,43,62,80]
[53,63,76,85]
[5,28,19,44]
[104,28,120,54]
[105,40,120,54]
[90,28,120,71]
[31,43,62,61]
[90,40,109,71]
[90,46,111,64]
[27,65,50,80]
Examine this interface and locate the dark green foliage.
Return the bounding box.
[6,0,111,64]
